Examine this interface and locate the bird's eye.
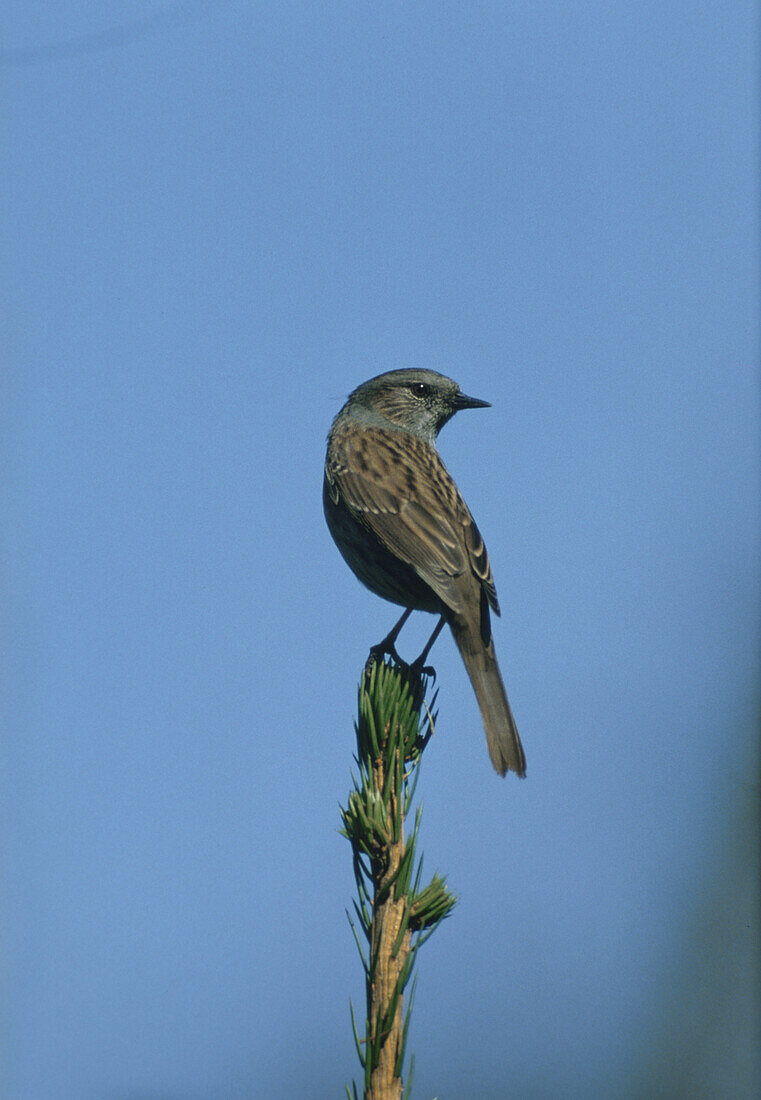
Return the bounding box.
[410,382,429,398]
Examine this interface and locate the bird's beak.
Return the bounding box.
[453,391,491,410]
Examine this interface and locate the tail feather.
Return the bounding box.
[450,618,526,778]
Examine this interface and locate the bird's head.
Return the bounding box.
[345,368,490,444]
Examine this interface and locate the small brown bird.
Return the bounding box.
[323,368,526,777]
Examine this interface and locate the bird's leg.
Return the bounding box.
[368,607,413,666]
[411,615,446,679]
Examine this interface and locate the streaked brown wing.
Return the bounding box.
[328,427,499,616]
[464,516,500,615]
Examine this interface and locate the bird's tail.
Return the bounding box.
[449,617,527,778]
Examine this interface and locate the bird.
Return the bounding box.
[323,368,526,778]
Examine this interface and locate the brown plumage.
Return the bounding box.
[324,368,526,777]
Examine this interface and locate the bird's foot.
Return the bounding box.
[366,642,437,683]
[410,656,437,683]
[368,637,406,669]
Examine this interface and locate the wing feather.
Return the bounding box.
[327,427,499,616]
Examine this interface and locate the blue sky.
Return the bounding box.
[3,3,759,1097]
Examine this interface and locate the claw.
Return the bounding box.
[409,657,437,683]
[368,640,406,668]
